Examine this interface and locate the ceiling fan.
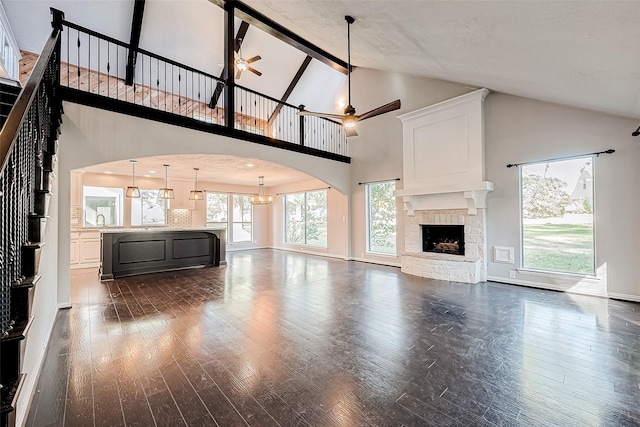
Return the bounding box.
[235,40,262,79]
[298,16,401,137]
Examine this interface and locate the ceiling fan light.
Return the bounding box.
[237,61,248,71]
[343,117,357,128]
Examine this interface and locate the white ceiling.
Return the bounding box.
[77,154,315,186]
[5,0,640,136]
[7,0,640,118]
[240,0,640,119]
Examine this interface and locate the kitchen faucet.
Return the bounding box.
[96,214,106,228]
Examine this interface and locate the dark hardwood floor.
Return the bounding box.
[26,249,640,426]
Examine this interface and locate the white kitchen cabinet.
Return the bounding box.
[169,179,195,210]
[70,238,80,265]
[70,230,100,269]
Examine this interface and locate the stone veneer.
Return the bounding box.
[401,209,487,284]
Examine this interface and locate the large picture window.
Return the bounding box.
[366,181,397,255]
[232,194,252,243]
[521,156,594,275]
[284,190,327,247]
[206,193,229,229]
[83,186,123,227]
[131,189,166,226]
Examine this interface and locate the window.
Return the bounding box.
[206,193,228,229]
[131,190,166,226]
[284,190,327,247]
[83,186,124,227]
[232,194,252,243]
[520,157,594,275]
[366,181,397,255]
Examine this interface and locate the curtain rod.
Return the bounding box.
[358,178,401,185]
[506,149,615,168]
[276,186,331,196]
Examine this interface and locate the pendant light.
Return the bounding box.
[125,160,140,198]
[189,167,204,201]
[250,176,273,205]
[159,164,175,199]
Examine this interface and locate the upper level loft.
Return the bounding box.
[13,2,353,163]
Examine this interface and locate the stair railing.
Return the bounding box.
[0,9,62,338]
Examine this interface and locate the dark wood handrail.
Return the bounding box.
[0,27,60,176]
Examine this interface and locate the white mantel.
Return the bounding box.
[396,88,493,214]
[396,89,491,284]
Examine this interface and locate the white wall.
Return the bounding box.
[484,93,640,301]
[16,158,60,426]
[270,178,349,259]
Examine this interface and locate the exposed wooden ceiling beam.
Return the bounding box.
[125,0,146,86]
[209,20,249,108]
[268,55,312,126]
[209,0,349,75]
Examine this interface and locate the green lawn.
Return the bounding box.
[522,223,594,275]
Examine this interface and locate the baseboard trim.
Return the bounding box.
[270,246,347,260]
[15,309,58,426]
[350,256,401,268]
[607,292,640,303]
[57,301,72,309]
[487,276,608,299]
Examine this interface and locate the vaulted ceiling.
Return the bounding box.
[6,0,640,121]
[7,0,639,183]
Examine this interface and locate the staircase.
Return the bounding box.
[0,11,62,426]
[0,84,21,130]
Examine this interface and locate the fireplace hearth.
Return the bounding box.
[421,224,465,256]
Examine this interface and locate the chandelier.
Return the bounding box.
[249,176,273,205]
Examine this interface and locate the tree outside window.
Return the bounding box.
[284,190,327,247]
[521,157,594,275]
[366,181,396,255]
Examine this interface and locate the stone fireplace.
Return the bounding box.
[396,89,492,284]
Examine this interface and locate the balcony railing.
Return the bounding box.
[59,20,349,160]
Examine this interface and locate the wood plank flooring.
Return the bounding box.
[26,250,640,426]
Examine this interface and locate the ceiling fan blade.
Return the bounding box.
[345,126,358,137]
[297,110,345,121]
[247,55,261,64]
[248,67,262,76]
[235,69,242,80]
[357,99,401,122]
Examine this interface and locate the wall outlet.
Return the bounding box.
[509,270,516,279]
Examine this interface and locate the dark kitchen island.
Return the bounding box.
[99,228,226,280]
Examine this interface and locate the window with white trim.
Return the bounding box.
[520,156,594,275]
[366,181,397,255]
[284,190,327,247]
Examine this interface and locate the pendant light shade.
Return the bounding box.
[126,160,140,198]
[159,164,175,199]
[250,176,273,205]
[189,168,204,201]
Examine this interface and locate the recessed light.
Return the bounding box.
[105,171,113,174]
[144,174,151,178]
[148,170,157,174]
[246,163,254,168]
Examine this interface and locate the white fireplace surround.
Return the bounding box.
[396,89,492,284]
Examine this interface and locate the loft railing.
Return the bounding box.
[0,13,61,337]
[59,19,349,159]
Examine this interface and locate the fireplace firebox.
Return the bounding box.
[421,225,465,255]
